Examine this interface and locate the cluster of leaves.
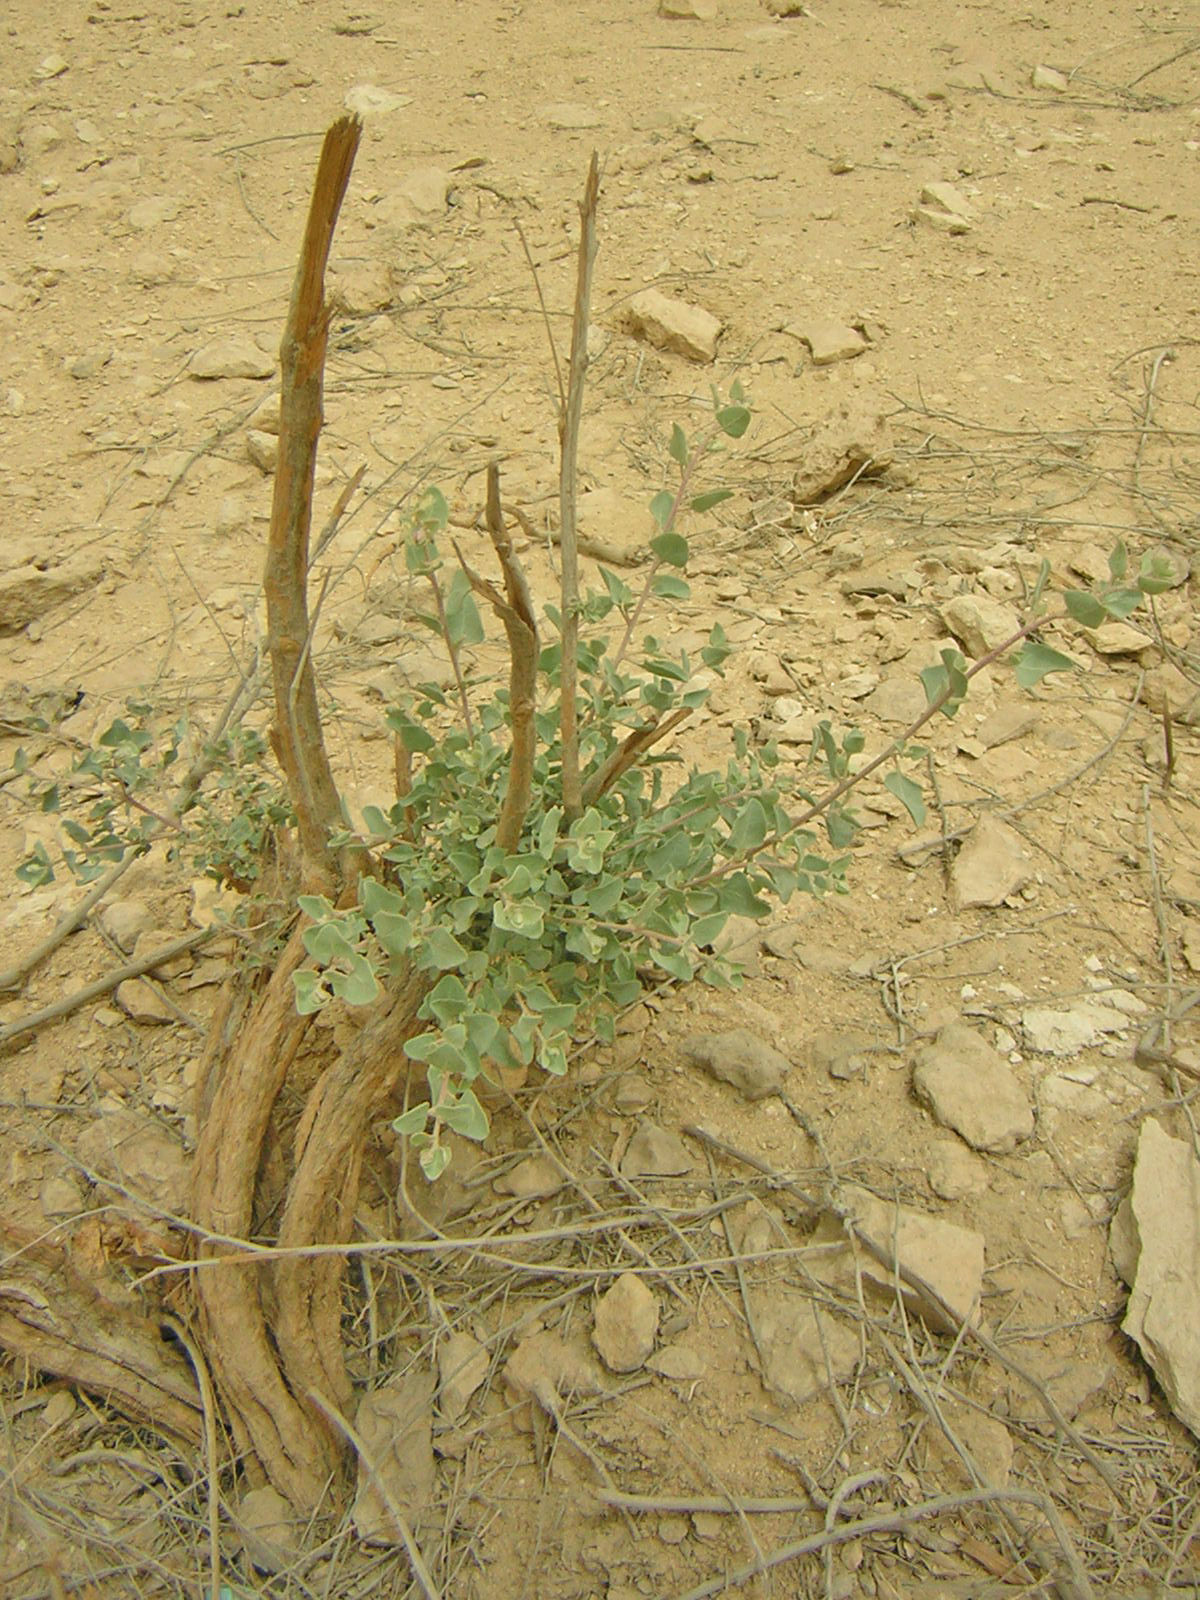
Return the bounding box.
[15,708,293,896]
[293,391,854,1176]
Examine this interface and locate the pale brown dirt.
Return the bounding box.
[2,1,1200,1597]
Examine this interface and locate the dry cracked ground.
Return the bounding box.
[2,0,1200,1597]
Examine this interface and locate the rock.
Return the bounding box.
[132,929,192,981]
[34,53,70,81]
[188,335,274,380]
[343,83,413,117]
[1083,621,1153,657]
[925,1399,1012,1488]
[927,1140,988,1200]
[1021,1000,1127,1056]
[865,677,927,726]
[940,594,1021,657]
[976,702,1038,750]
[114,979,177,1026]
[374,166,451,227]
[65,346,113,379]
[920,181,973,222]
[238,1486,302,1574]
[575,486,648,567]
[75,1109,190,1211]
[752,1290,860,1403]
[659,0,717,13]
[624,288,722,363]
[0,554,105,637]
[620,1121,693,1177]
[807,1030,873,1081]
[841,567,913,600]
[613,1073,655,1114]
[593,1272,659,1372]
[647,1342,706,1382]
[541,103,603,130]
[834,1185,986,1332]
[246,429,278,473]
[912,1022,1033,1153]
[98,898,153,952]
[1116,1120,1200,1440]
[1183,923,1200,975]
[791,400,894,505]
[503,1331,604,1421]
[683,1028,790,1101]
[352,1373,436,1542]
[1143,663,1200,724]
[1007,1350,1112,1432]
[437,1331,489,1420]
[950,816,1032,909]
[40,1174,84,1218]
[784,314,868,366]
[1031,64,1069,91]
[493,1155,564,1200]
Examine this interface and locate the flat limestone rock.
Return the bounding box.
[621,1120,693,1177]
[834,1185,985,1332]
[437,1331,489,1421]
[792,399,894,506]
[624,288,722,363]
[940,593,1020,657]
[75,1108,189,1211]
[1117,1120,1200,1440]
[912,1021,1033,1153]
[187,335,274,380]
[352,1373,436,1543]
[751,1289,860,1403]
[950,815,1031,910]
[0,555,104,636]
[784,314,867,366]
[593,1272,659,1373]
[683,1028,790,1101]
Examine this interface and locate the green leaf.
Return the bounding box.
[419,1143,451,1180]
[669,423,688,465]
[651,530,689,567]
[1064,590,1106,628]
[333,954,381,1008]
[1099,586,1142,621]
[1138,552,1176,595]
[292,969,324,1015]
[716,404,751,439]
[539,1043,569,1077]
[649,490,676,529]
[445,568,486,647]
[653,943,695,981]
[690,488,733,514]
[385,711,436,753]
[15,841,54,888]
[426,973,470,1024]
[883,771,926,826]
[599,567,633,608]
[718,872,771,919]
[438,1087,489,1142]
[726,797,769,853]
[1028,557,1051,613]
[422,926,470,970]
[493,901,546,939]
[393,1103,431,1137]
[1108,540,1128,581]
[825,808,858,849]
[651,573,691,601]
[1014,641,1076,688]
[691,911,728,947]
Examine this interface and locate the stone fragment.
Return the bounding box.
[493,1155,564,1200]
[807,1030,873,1081]
[503,1330,604,1421]
[131,929,192,981]
[1183,923,1200,975]
[593,1272,659,1372]
[624,288,722,363]
[374,166,451,226]
[1021,1000,1127,1056]
[940,594,1021,657]
[647,1342,706,1382]
[927,1140,988,1200]
[950,815,1032,909]
[976,702,1038,750]
[34,53,70,80]
[1082,621,1152,657]
[40,1174,84,1218]
[541,103,603,130]
[921,181,972,221]
[352,1373,436,1542]
[0,555,104,636]
[836,1185,986,1331]
[238,1486,303,1574]
[343,83,413,116]
[437,1331,489,1420]
[114,979,177,1026]
[784,314,867,366]
[659,0,717,13]
[75,1109,189,1211]
[1007,1350,1112,1432]
[65,346,113,379]
[188,335,273,380]
[865,677,926,726]
[246,429,278,473]
[752,1289,860,1403]
[1031,64,1069,91]
[1116,1119,1200,1440]
[1143,663,1200,724]
[912,1021,1033,1153]
[925,1399,1012,1488]
[98,898,153,951]
[792,399,893,505]
[683,1028,789,1101]
[613,1073,654,1114]
[621,1121,693,1177]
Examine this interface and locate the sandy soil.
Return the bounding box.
[2,1,1199,1596]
